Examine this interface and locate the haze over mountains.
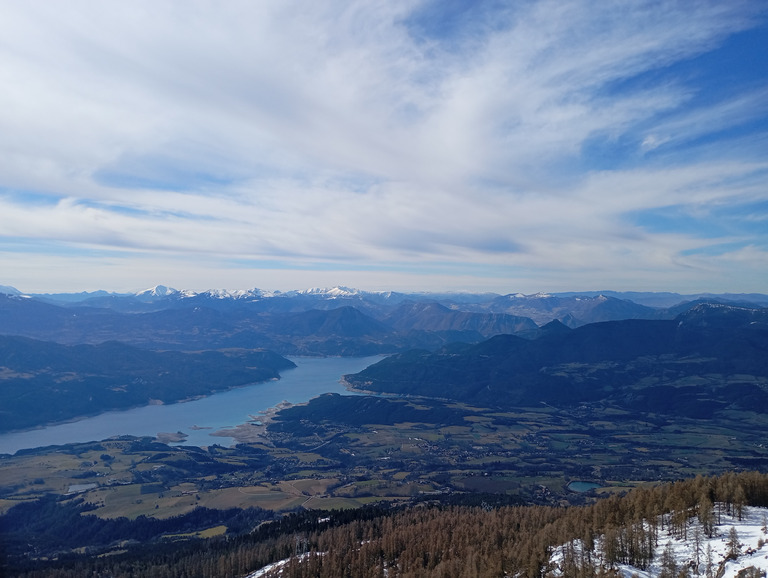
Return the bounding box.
[2,284,768,576]
[2,284,767,355]
[2,283,767,435]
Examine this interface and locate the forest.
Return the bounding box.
[5,471,768,578]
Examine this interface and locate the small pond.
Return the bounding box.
[567,481,601,493]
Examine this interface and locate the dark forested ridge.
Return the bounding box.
[0,336,295,432]
[346,303,768,416]
[6,471,768,578]
[0,495,274,561]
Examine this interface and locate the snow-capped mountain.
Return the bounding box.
[3,282,768,333]
[287,286,401,300]
[135,285,371,301]
[135,284,179,298]
[195,288,276,300]
[294,286,363,297]
[135,285,279,301]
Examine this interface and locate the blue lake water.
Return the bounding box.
[0,355,382,455]
[567,481,601,493]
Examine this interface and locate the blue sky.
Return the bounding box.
[0,0,766,294]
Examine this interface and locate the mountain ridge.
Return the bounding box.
[3,283,767,308]
[345,303,768,416]
[2,285,767,355]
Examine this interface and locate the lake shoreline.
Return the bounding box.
[0,377,287,438]
[0,355,382,456]
[210,401,295,444]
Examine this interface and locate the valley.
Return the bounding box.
[3,399,768,575]
[1,286,768,574]
[2,388,766,523]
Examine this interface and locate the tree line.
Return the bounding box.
[6,471,768,578]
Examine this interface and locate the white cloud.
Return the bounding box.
[0,0,766,292]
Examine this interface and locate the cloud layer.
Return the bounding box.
[0,0,766,293]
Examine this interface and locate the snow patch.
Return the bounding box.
[550,505,768,578]
[244,553,317,578]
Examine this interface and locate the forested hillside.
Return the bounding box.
[346,304,768,417]
[7,472,768,578]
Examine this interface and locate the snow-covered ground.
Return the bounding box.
[243,558,289,578]
[552,505,768,578]
[244,506,768,578]
[243,554,306,578]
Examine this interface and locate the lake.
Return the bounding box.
[0,355,382,455]
[567,481,602,493]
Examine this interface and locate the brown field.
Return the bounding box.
[2,394,767,521]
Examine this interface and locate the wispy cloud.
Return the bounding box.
[0,0,766,293]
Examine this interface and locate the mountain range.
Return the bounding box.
[2,284,767,433]
[2,284,767,354]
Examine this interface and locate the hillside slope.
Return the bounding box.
[346,304,768,417]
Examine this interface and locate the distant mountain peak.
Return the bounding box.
[134,286,279,301]
[297,286,363,297]
[539,319,571,333]
[0,285,21,295]
[501,292,553,300]
[198,288,274,300]
[676,301,767,330]
[136,285,178,298]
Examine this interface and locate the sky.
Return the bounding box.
[0,0,767,295]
